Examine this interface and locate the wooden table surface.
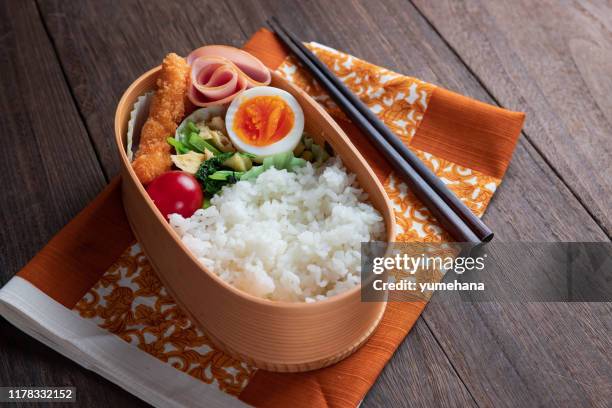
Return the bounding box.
[1,0,610,407]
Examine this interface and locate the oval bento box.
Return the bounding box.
[114,66,396,372]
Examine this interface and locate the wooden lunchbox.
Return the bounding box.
[114,66,396,372]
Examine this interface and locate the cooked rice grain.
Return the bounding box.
[169,158,384,302]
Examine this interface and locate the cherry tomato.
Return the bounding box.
[146,171,203,219]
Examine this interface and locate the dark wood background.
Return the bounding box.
[1,0,610,407]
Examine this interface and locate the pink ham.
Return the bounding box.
[187,45,271,107]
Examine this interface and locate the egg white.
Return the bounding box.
[225,86,304,157]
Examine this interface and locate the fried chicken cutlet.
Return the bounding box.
[132,53,190,184]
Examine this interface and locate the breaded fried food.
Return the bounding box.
[132,53,190,184]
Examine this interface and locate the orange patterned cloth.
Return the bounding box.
[279,43,501,241]
[74,243,255,396]
[8,29,524,408]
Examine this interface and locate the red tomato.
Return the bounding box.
[146,171,203,219]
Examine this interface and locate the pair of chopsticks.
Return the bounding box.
[267,17,493,244]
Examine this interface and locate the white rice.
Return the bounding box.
[169,158,385,302]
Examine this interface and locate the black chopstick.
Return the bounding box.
[268,17,493,243]
[267,18,482,244]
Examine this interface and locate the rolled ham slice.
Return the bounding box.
[187,45,271,107]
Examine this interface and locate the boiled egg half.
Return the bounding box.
[225,86,304,157]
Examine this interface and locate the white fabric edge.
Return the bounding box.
[308,41,340,54]
[0,276,248,408]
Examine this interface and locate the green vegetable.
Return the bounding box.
[186,121,199,134]
[240,165,267,181]
[266,151,306,171]
[208,170,244,181]
[175,121,201,151]
[202,129,227,151]
[196,151,307,195]
[241,152,306,180]
[178,121,199,142]
[189,133,222,155]
[294,134,332,165]
[194,152,235,195]
[167,137,190,154]
[311,143,330,164]
[202,197,212,209]
[303,135,314,149]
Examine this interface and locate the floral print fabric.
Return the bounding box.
[73,43,501,396]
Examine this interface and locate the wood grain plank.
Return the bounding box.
[363,318,477,408]
[0,0,105,280]
[0,1,143,406]
[34,1,479,406]
[310,1,612,406]
[226,0,609,243]
[229,0,609,243]
[226,1,610,406]
[30,0,612,407]
[1,0,249,404]
[423,296,612,407]
[412,0,612,237]
[225,1,612,407]
[36,0,247,177]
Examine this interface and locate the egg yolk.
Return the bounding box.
[233,96,295,146]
